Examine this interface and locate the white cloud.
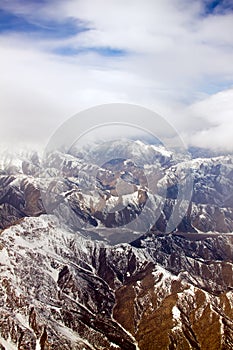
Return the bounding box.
[0,0,233,151]
[185,88,233,152]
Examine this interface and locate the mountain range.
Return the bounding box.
[0,141,233,349]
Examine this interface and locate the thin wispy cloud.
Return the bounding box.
[0,0,232,151]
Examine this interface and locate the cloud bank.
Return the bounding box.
[0,0,232,151]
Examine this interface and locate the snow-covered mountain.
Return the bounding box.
[1,142,233,240]
[0,141,233,349]
[0,215,233,349]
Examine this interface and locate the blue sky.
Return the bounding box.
[0,8,82,38]
[204,0,233,14]
[0,1,232,41]
[0,1,126,57]
[0,3,127,58]
[0,0,233,151]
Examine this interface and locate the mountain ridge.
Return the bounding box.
[0,142,233,349]
[0,215,233,349]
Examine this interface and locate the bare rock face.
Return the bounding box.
[1,144,233,349]
[0,217,139,349]
[0,175,44,229]
[1,146,233,238]
[0,216,233,349]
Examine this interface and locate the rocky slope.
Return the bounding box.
[0,216,233,349]
[1,143,233,239]
[0,143,233,349]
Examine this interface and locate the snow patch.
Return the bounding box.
[172,306,181,320]
[0,247,12,268]
[15,313,29,329]
[110,343,120,349]
[35,339,41,350]
[0,335,18,350]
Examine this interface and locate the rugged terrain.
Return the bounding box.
[0,142,233,349]
[1,142,233,238]
[1,216,233,349]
